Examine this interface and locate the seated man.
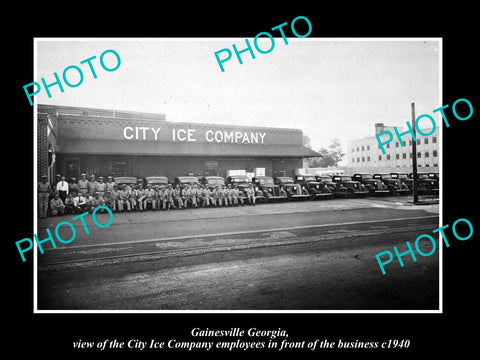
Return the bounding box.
[103,190,115,212]
[232,184,244,206]
[118,185,131,211]
[246,183,256,205]
[64,193,75,215]
[73,193,88,214]
[49,192,65,216]
[88,192,105,213]
[143,184,156,210]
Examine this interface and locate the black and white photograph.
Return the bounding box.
[33,38,441,311]
[7,7,478,357]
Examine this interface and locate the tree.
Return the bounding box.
[302,134,312,148]
[328,138,345,167]
[307,138,345,168]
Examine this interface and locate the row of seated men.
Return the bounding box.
[49,182,258,215]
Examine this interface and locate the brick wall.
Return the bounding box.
[37,112,58,183]
[37,113,49,180]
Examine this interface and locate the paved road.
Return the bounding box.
[36,196,440,311]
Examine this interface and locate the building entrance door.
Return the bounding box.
[63,158,80,179]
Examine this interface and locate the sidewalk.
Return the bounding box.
[37,195,439,229]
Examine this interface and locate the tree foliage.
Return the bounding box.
[308,138,345,167]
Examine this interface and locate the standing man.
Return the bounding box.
[105,176,116,193]
[68,177,79,198]
[52,174,61,194]
[88,175,98,196]
[56,176,69,204]
[38,175,50,218]
[78,173,89,196]
[96,176,107,198]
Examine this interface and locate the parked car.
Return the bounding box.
[274,176,310,201]
[174,176,199,189]
[227,175,264,202]
[390,172,408,181]
[252,176,288,202]
[407,173,439,195]
[114,176,139,189]
[200,176,226,190]
[315,175,349,197]
[352,173,390,196]
[372,173,410,195]
[143,176,169,188]
[331,175,369,197]
[293,175,333,200]
[428,172,440,187]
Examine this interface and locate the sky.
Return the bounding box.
[36,38,440,164]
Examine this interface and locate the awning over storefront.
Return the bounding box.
[58,138,321,158]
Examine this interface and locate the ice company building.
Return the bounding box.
[37,104,320,182]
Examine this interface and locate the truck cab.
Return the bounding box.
[274,176,310,201]
[252,176,287,202]
[294,175,333,200]
[332,175,369,197]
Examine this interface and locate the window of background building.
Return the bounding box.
[417,152,422,158]
[402,153,406,159]
[433,136,437,143]
[387,155,390,160]
[425,152,429,157]
[395,142,399,147]
[410,153,412,158]
[417,139,421,145]
[378,155,382,161]
[387,143,390,148]
[352,148,354,152]
[434,163,438,167]
[409,140,412,146]
[433,150,438,157]
[396,154,399,159]
[357,147,359,152]
[367,156,370,161]
[367,145,370,151]
[362,157,365,162]
[361,146,364,151]
[352,158,355,162]
[424,138,429,145]
[357,157,360,162]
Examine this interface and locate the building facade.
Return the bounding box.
[347,123,439,173]
[37,105,320,182]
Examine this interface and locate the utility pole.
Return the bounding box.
[411,102,419,204]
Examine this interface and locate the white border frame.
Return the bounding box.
[33,37,443,314]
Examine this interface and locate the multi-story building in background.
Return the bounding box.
[347,123,439,173]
